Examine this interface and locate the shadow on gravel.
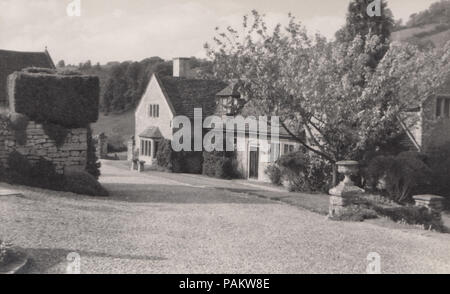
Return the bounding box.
[101,183,274,204]
[21,247,167,274]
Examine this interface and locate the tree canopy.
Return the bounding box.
[206,10,450,168]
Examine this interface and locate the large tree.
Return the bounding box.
[336,0,394,68]
[206,11,450,184]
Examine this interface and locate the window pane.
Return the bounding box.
[157,105,160,117]
[445,99,450,118]
[284,144,289,154]
[154,141,158,157]
[149,105,153,117]
[437,97,443,117]
[141,140,144,155]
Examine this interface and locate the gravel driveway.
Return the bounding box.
[0,160,449,274]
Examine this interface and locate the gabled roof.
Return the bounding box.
[0,49,55,104]
[216,81,240,97]
[139,126,163,139]
[157,75,227,119]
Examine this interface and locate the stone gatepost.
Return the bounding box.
[127,136,135,162]
[328,161,365,217]
[413,195,445,213]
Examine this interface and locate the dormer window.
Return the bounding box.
[436,96,450,118]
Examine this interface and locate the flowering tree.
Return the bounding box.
[205,11,450,184]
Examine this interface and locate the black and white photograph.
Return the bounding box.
[0,0,450,278]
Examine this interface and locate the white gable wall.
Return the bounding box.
[135,75,175,163]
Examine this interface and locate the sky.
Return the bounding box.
[0,0,438,65]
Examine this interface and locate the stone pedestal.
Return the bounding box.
[328,161,365,217]
[131,160,137,171]
[413,195,445,212]
[138,161,145,172]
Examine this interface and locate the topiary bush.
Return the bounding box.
[5,151,65,189]
[8,71,99,128]
[365,152,432,203]
[265,164,282,186]
[156,139,203,174]
[202,151,238,179]
[63,170,109,197]
[277,151,332,193]
[0,240,13,267]
[43,122,69,147]
[86,127,101,180]
[372,205,444,232]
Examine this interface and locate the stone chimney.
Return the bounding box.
[173,57,190,78]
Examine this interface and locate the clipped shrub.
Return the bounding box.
[156,139,173,170]
[277,151,332,193]
[203,151,238,179]
[426,143,450,201]
[86,127,101,180]
[365,152,432,203]
[0,240,13,266]
[43,123,69,147]
[372,205,444,232]
[8,112,29,145]
[265,164,282,186]
[5,151,65,189]
[23,67,56,74]
[8,71,99,128]
[156,139,203,174]
[329,205,378,222]
[63,170,109,197]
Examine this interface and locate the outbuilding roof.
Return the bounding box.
[0,49,55,104]
[157,74,227,119]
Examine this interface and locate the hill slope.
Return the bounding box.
[392,1,450,48]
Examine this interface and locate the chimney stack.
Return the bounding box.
[173,57,190,78]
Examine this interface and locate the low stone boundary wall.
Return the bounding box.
[0,119,87,174]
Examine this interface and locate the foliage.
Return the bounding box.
[0,240,12,266]
[372,205,444,232]
[43,123,69,147]
[5,151,65,190]
[335,0,394,67]
[156,139,203,174]
[406,0,450,28]
[156,139,173,170]
[202,151,238,179]
[8,112,29,145]
[3,151,108,197]
[206,10,450,185]
[265,164,282,186]
[9,71,99,128]
[425,143,450,199]
[100,57,213,114]
[276,151,332,193]
[63,170,109,197]
[86,127,101,180]
[365,152,432,203]
[329,205,378,222]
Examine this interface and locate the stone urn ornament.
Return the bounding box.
[329,161,365,197]
[328,161,366,217]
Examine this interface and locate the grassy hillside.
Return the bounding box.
[91,111,135,151]
[392,1,450,48]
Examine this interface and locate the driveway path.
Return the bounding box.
[0,160,449,273]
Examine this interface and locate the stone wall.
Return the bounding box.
[0,119,88,174]
[421,96,450,151]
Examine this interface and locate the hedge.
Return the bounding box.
[8,71,99,128]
